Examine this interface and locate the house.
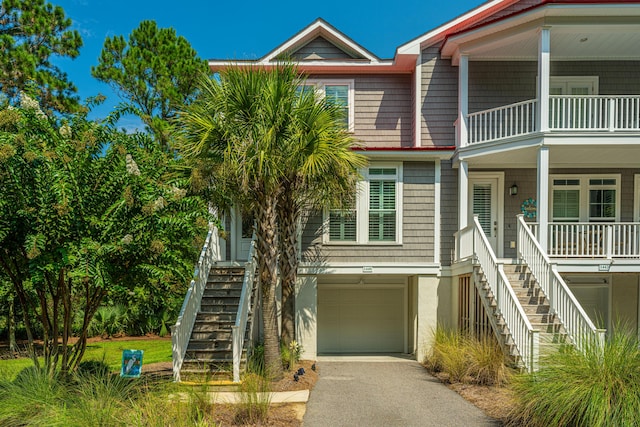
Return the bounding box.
[173,0,640,379]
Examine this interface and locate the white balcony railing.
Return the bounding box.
[531,222,640,259]
[468,99,537,144]
[468,95,640,144]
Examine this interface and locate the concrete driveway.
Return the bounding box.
[303,356,501,427]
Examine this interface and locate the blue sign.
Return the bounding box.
[120,349,144,378]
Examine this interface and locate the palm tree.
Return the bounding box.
[278,88,366,347]
[178,63,299,378]
[178,63,365,377]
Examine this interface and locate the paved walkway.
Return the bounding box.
[303,356,501,427]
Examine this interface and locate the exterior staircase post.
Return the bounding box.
[530,329,540,373]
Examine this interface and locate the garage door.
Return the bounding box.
[318,287,404,353]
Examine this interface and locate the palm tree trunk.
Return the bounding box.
[278,189,299,348]
[255,191,283,379]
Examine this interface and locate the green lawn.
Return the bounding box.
[0,338,172,379]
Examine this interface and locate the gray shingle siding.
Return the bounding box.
[440,160,458,266]
[421,46,458,147]
[301,161,436,263]
[311,74,413,147]
[292,37,354,60]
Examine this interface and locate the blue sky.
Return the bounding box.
[55,0,486,127]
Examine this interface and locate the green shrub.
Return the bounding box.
[508,331,640,427]
[280,340,301,371]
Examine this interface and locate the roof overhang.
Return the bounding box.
[441,3,640,64]
[208,53,418,75]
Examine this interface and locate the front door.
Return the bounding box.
[233,209,254,261]
[469,174,503,256]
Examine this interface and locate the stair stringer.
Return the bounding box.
[471,265,526,368]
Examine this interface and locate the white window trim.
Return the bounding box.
[549,76,599,95]
[323,162,403,245]
[549,174,621,222]
[634,174,640,222]
[305,79,355,132]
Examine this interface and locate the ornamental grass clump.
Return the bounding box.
[508,330,640,427]
[425,327,511,386]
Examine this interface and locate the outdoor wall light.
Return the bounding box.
[509,184,518,196]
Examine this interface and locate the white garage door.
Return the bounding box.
[318,287,404,353]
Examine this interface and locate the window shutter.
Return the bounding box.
[472,184,492,236]
[329,210,356,241]
[369,180,396,241]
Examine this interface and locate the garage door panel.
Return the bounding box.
[318,287,404,353]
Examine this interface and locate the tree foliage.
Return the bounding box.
[92,20,209,148]
[0,0,83,113]
[0,97,209,374]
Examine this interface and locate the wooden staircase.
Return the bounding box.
[180,267,248,380]
[502,264,570,354]
[474,263,569,368]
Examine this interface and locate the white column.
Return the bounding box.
[459,160,469,230]
[537,146,550,251]
[458,54,469,147]
[537,27,551,132]
[416,275,440,363]
[295,275,317,360]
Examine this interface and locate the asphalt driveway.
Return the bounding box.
[303,356,501,427]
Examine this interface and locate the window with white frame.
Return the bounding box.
[551,175,620,223]
[303,79,354,131]
[326,164,402,244]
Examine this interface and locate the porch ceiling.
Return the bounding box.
[457,140,640,169]
[443,5,640,63]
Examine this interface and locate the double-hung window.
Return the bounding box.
[326,164,402,244]
[303,79,354,131]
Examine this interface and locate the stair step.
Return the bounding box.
[205,281,243,290]
[192,321,235,332]
[187,340,233,351]
[190,330,233,340]
[196,312,236,322]
[530,322,565,333]
[203,289,242,299]
[200,304,240,313]
[520,304,551,314]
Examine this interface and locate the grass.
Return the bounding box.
[508,330,640,427]
[0,338,171,380]
[424,327,511,386]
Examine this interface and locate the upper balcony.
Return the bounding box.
[441,2,640,152]
[468,95,640,145]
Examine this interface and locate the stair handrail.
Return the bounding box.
[171,224,221,382]
[232,233,258,383]
[471,216,539,371]
[517,215,606,352]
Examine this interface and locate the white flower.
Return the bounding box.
[125,154,140,176]
[59,124,72,138]
[19,92,46,119]
[153,196,165,211]
[121,234,133,244]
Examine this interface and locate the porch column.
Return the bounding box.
[537,146,549,251]
[537,26,551,132]
[459,160,469,230]
[458,54,469,147]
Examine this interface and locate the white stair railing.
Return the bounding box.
[171,225,221,382]
[468,99,537,144]
[517,215,606,353]
[232,235,258,383]
[470,216,540,372]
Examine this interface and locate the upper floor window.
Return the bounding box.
[304,79,354,131]
[326,164,402,244]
